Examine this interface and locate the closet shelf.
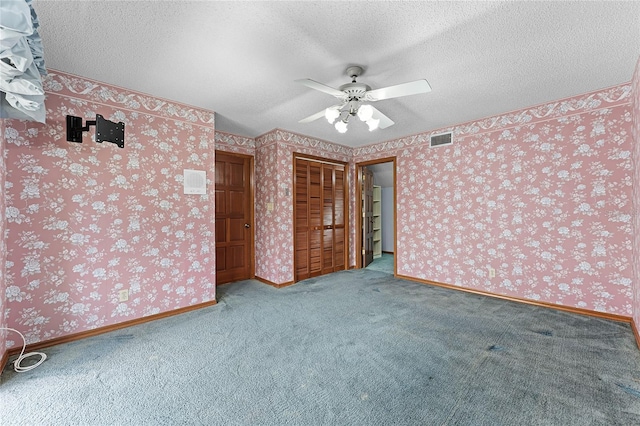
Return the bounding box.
[373,185,382,259]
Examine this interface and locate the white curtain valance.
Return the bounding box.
[0,0,47,123]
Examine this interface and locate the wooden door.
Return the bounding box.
[215,152,253,284]
[295,157,346,281]
[362,166,374,267]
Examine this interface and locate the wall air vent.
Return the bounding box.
[184,169,207,194]
[430,132,453,148]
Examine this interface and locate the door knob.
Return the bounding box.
[244,223,250,228]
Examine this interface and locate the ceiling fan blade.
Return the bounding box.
[298,109,327,123]
[365,79,432,101]
[370,106,395,129]
[295,79,346,99]
[298,104,344,123]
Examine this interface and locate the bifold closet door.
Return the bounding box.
[295,157,346,281]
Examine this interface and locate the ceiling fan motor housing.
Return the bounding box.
[341,65,368,100]
[339,82,371,100]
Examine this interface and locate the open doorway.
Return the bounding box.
[356,158,396,275]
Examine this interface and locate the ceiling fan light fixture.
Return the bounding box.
[357,104,373,122]
[325,107,340,124]
[296,65,430,133]
[335,120,348,133]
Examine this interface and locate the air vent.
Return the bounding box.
[430,132,453,148]
[184,169,207,194]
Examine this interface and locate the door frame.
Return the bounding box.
[355,157,396,274]
[214,150,255,282]
[293,153,350,282]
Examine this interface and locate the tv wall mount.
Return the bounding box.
[66,114,125,148]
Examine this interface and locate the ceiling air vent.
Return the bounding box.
[430,132,453,148]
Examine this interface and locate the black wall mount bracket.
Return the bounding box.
[66,114,125,148]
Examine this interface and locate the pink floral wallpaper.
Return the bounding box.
[2,70,216,349]
[356,84,634,316]
[254,137,280,282]
[0,122,7,357]
[631,57,640,329]
[215,131,255,156]
[255,130,353,284]
[2,66,638,360]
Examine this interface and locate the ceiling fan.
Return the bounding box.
[296,65,431,133]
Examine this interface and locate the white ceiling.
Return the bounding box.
[32,1,640,148]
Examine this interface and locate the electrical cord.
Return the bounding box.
[1,327,47,373]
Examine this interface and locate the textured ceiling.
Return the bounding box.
[32,1,640,148]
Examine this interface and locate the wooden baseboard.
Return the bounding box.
[4,299,217,359]
[396,274,632,323]
[382,251,394,255]
[632,319,640,351]
[254,276,295,288]
[1,348,8,375]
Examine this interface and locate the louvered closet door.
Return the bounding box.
[295,157,346,281]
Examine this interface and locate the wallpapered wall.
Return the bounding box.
[215,131,255,156]
[254,138,278,282]
[2,71,216,349]
[631,57,640,330]
[215,129,356,286]
[1,126,7,357]
[2,71,638,356]
[356,84,633,316]
[254,130,353,284]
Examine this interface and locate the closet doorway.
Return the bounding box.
[356,158,396,274]
[294,155,348,281]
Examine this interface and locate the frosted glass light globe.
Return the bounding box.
[335,121,348,133]
[325,107,340,124]
[366,118,380,131]
[357,104,373,122]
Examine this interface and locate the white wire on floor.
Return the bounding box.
[1,327,47,373]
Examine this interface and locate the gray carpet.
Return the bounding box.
[2,268,640,425]
[365,253,394,274]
